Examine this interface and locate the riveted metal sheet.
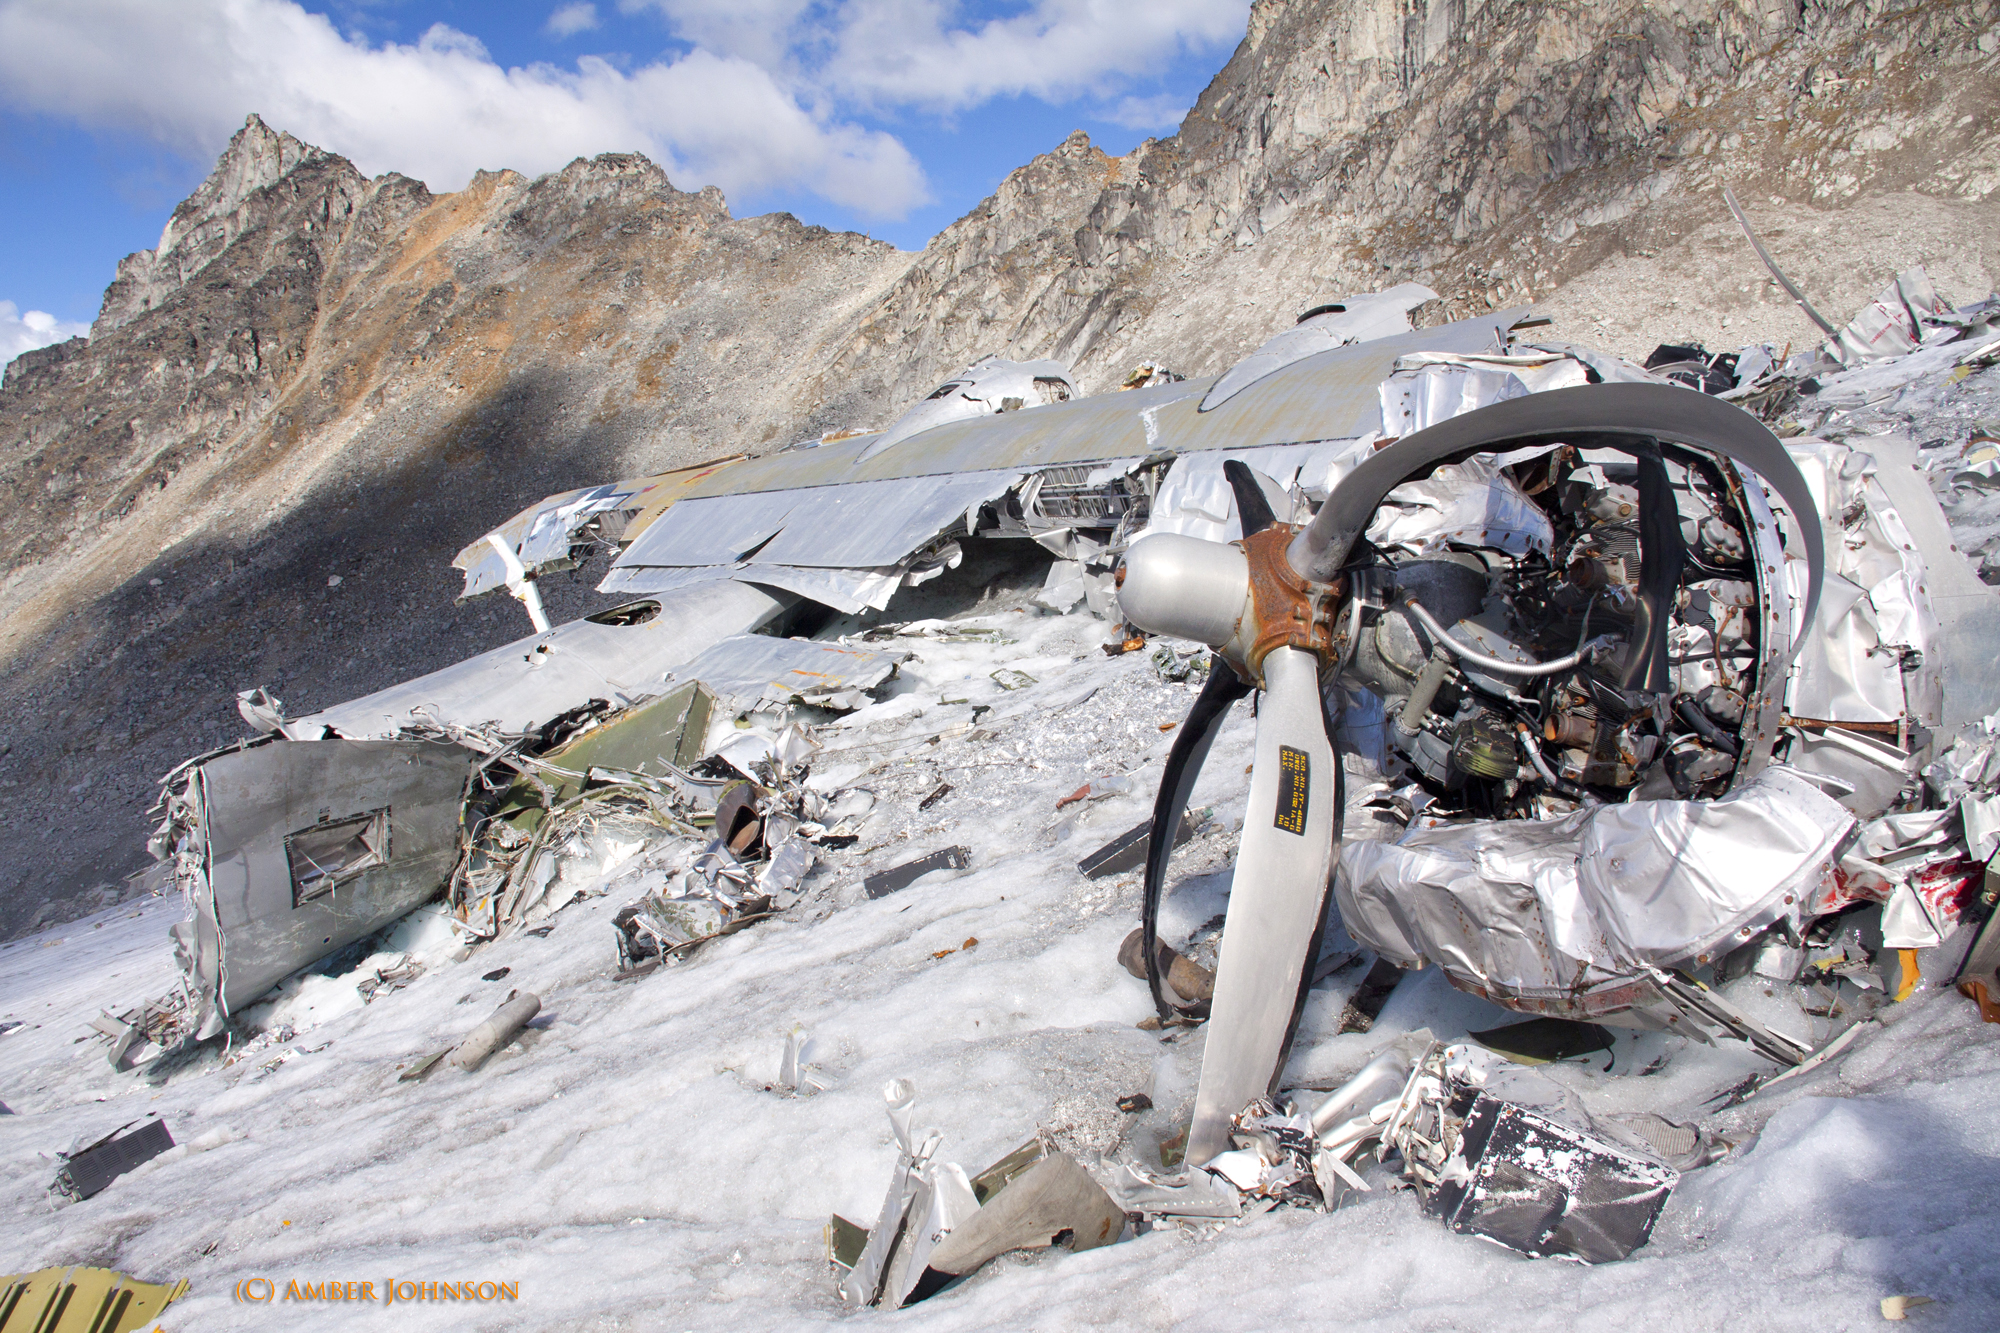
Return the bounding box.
[1735,463,1795,780]
[616,489,800,569]
[745,471,1020,568]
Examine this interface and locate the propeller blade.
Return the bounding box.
[1142,657,1250,1022]
[1222,459,1279,537]
[1187,646,1340,1166]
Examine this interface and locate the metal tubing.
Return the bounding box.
[1402,598,1615,678]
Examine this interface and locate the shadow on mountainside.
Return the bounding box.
[0,366,637,937]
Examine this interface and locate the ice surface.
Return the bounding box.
[3,531,1999,1328]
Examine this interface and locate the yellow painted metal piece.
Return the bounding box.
[1893,948,1921,1002]
[0,1265,188,1333]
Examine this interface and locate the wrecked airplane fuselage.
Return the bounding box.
[139,271,2000,1225]
[159,738,470,1035]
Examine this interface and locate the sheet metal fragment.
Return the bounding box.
[1078,809,1203,879]
[863,847,971,899]
[0,1265,190,1333]
[1428,1092,1676,1263]
[54,1119,175,1201]
[668,636,908,712]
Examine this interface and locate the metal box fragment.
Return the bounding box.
[1428,1091,1677,1264]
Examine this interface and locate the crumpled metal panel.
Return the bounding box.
[298,580,789,739]
[1826,268,1953,367]
[451,456,746,599]
[1336,766,1853,1019]
[1136,439,1374,545]
[668,634,909,710]
[1377,350,1592,436]
[188,739,471,1017]
[454,483,621,599]
[1862,434,2000,736]
[1782,438,1943,728]
[1365,454,1555,557]
[1201,284,1438,411]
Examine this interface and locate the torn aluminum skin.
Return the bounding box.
[452,455,747,602]
[666,635,909,712]
[1363,453,1555,558]
[1337,765,1852,1024]
[1376,348,1594,436]
[161,738,472,1035]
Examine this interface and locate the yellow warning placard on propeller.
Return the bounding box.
[1273,746,1309,835]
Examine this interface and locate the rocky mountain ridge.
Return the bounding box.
[2,0,1997,931]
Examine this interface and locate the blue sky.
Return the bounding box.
[0,0,1249,355]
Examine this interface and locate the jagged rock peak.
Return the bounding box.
[94,113,366,334]
[1054,129,1096,158]
[157,114,321,257]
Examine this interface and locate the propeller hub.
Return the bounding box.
[1118,529,1345,687]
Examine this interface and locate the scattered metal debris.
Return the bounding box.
[863,847,972,900]
[832,1081,1124,1308]
[77,269,2000,1302]
[54,1118,175,1201]
[1077,808,1205,879]
[450,993,540,1072]
[1118,928,1215,1006]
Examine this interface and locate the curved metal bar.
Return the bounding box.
[1142,659,1250,1022]
[1402,598,1616,678]
[1286,383,1825,676]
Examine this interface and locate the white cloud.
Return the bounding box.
[0,301,90,370]
[1102,92,1188,132]
[619,0,817,70]
[821,0,1248,113]
[623,0,1247,115]
[0,0,1250,232]
[0,0,928,217]
[546,3,600,39]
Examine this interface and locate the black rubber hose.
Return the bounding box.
[1677,698,1741,757]
[1621,446,1686,693]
